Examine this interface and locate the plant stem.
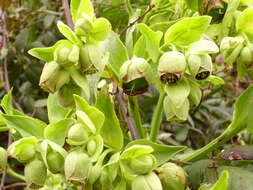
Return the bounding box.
[150,92,166,142]
[7,167,25,181]
[62,0,74,30]
[182,124,244,162]
[128,96,145,138]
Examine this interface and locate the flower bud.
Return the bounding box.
[39,61,70,93]
[119,57,153,96]
[156,163,187,190]
[79,44,103,74]
[57,81,82,108]
[25,159,47,189]
[130,154,155,175]
[0,147,7,174]
[132,172,162,190]
[240,44,253,65]
[64,150,92,185]
[16,145,36,163]
[163,96,189,122]
[87,140,96,157]
[46,151,64,174]
[75,14,93,37]
[158,51,186,85]
[66,124,89,146]
[54,41,79,67]
[187,54,212,80]
[220,36,244,65]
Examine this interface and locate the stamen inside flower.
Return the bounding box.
[160,73,179,85]
[195,71,210,80]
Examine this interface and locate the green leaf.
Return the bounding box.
[1,114,46,139]
[126,139,186,166]
[188,79,202,106]
[71,0,94,24]
[1,89,13,115]
[74,95,105,133]
[164,77,191,108]
[165,16,211,46]
[69,66,90,101]
[236,7,253,35]
[100,31,129,82]
[206,75,225,85]
[95,88,123,151]
[44,119,75,146]
[137,23,163,62]
[15,28,29,50]
[90,18,111,41]
[211,170,229,190]
[218,166,253,190]
[185,0,199,11]
[57,21,82,45]
[28,47,55,63]
[133,36,149,60]
[47,93,72,124]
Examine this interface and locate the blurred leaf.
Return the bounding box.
[236,7,253,35]
[1,114,46,139]
[126,139,186,166]
[44,118,74,146]
[165,16,211,46]
[43,15,55,29]
[47,93,72,123]
[95,87,123,151]
[15,28,29,50]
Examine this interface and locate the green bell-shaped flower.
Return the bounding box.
[156,162,187,190]
[220,36,244,65]
[8,137,37,163]
[66,123,89,146]
[132,172,163,190]
[163,96,189,122]
[187,54,212,80]
[46,151,64,174]
[39,61,69,93]
[75,13,93,37]
[0,147,7,174]
[119,57,153,96]
[158,51,186,85]
[54,41,79,67]
[79,43,103,74]
[240,44,253,65]
[25,159,47,189]
[57,81,82,108]
[64,150,92,186]
[129,154,156,175]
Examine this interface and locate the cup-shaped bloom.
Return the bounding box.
[25,159,47,189]
[119,57,153,96]
[57,81,82,108]
[75,14,93,37]
[64,150,92,186]
[66,123,89,146]
[79,44,103,74]
[163,96,189,122]
[132,172,162,190]
[46,151,64,174]
[156,163,187,190]
[220,36,244,65]
[158,51,186,85]
[0,147,7,174]
[129,154,156,175]
[54,41,79,67]
[187,54,212,80]
[39,61,69,93]
[8,137,37,163]
[240,44,253,65]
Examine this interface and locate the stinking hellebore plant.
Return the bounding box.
[1,0,253,190]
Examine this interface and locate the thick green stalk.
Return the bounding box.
[128,96,145,138]
[150,92,166,142]
[7,167,25,181]
[182,123,245,162]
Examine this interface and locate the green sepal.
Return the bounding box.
[131,172,162,190]
[90,18,111,42]
[187,40,219,55]
[66,123,90,146]
[86,135,103,162]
